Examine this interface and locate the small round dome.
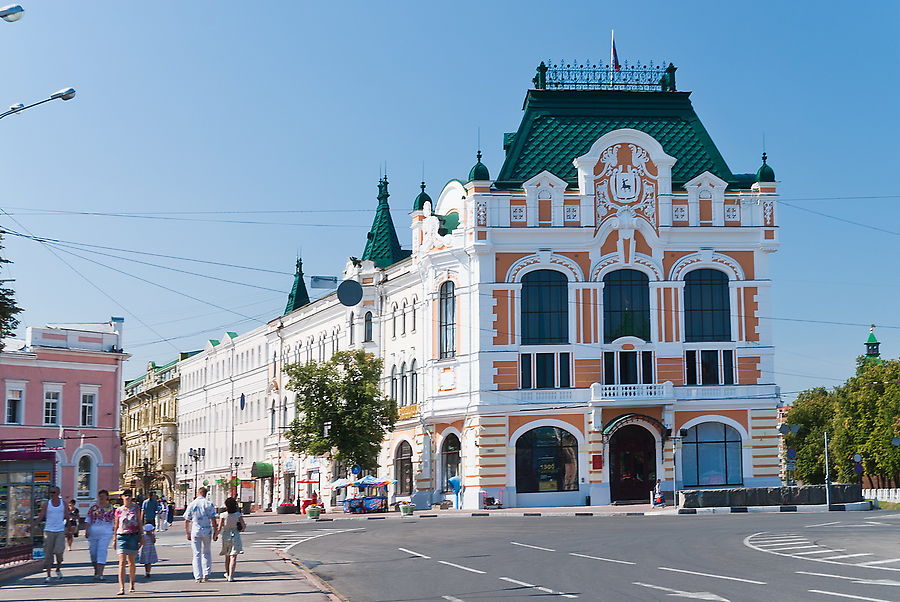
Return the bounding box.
[756,152,775,183]
[468,150,490,182]
[413,182,432,211]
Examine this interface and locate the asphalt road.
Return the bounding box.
[240,512,900,602]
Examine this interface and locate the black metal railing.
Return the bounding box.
[533,60,677,92]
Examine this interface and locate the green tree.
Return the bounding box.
[784,387,837,484]
[0,234,22,350]
[283,349,397,470]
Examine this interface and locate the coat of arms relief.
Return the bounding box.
[593,143,658,239]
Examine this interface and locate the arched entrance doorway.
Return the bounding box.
[608,424,656,503]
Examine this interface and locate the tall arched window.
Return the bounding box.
[282,396,289,428]
[409,360,418,405]
[684,269,731,342]
[399,363,407,407]
[442,434,461,492]
[411,297,417,332]
[349,312,355,345]
[515,426,578,493]
[521,269,569,345]
[76,455,92,499]
[603,269,651,343]
[390,365,398,400]
[363,312,373,342]
[391,304,398,338]
[395,441,413,496]
[439,281,456,358]
[401,300,408,335]
[682,422,743,487]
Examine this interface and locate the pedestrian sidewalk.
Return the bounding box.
[0,527,337,600]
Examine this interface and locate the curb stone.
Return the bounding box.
[275,550,346,602]
[677,501,873,514]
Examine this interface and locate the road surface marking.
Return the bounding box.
[797,571,858,580]
[858,558,900,566]
[658,567,766,585]
[570,552,636,565]
[510,541,555,552]
[438,561,486,574]
[500,577,577,598]
[442,596,465,602]
[807,590,890,601]
[397,547,430,559]
[634,582,729,601]
[807,521,842,528]
[764,545,820,551]
[794,549,846,555]
[820,553,874,560]
[282,528,363,552]
[757,539,809,545]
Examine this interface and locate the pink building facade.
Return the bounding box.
[1,318,128,515]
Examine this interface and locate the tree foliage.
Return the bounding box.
[0,234,22,350]
[283,349,397,470]
[786,358,900,487]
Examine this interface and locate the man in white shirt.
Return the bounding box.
[184,487,219,582]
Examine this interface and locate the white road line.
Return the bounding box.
[570,552,636,565]
[858,558,900,566]
[820,553,874,560]
[634,582,730,601]
[442,596,465,602]
[794,549,847,556]
[500,576,577,599]
[757,539,810,546]
[807,521,842,528]
[500,577,536,587]
[765,545,821,551]
[397,547,430,559]
[797,571,857,580]
[807,590,890,602]
[438,561,486,574]
[510,541,556,552]
[658,566,766,585]
[282,528,363,552]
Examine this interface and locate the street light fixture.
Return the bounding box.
[0,87,76,120]
[0,5,24,22]
[188,447,205,494]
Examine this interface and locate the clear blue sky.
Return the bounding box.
[2,1,898,400]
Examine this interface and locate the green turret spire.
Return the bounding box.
[284,258,311,314]
[361,176,410,268]
[865,324,881,359]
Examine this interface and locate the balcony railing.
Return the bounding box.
[591,382,674,401]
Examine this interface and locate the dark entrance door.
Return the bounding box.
[609,424,657,503]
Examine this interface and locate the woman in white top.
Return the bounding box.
[215,497,245,581]
[85,489,116,581]
[35,485,67,583]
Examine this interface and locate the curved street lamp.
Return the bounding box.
[0,4,24,22]
[0,87,76,120]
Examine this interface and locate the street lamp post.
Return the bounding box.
[0,4,24,22]
[188,447,205,494]
[0,88,76,120]
[230,456,243,497]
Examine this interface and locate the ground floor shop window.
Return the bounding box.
[395,442,413,496]
[515,426,578,493]
[284,473,295,501]
[682,422,742,486]
[76,456,92,499]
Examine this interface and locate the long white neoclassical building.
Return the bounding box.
[175,61,782,510]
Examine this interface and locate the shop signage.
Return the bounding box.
[33,471,51,483]
[591,454,604,470]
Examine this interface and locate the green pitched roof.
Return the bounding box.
[495,89,742,190]
[867,331,879,344]
[284,258,311,314]
[361,177,411,268]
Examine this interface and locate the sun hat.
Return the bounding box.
[143,523,155,532]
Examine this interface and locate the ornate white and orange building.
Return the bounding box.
[177,61,783,509]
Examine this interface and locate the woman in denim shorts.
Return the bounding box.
[112,489,143,595]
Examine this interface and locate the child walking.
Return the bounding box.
[216,497,245,582]
[139,524,158,579]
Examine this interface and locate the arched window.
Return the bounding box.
[269,401,276,435]
[442,434,461,492]
[515,426,578,493]
[521,269,569,345]
[684,269,731,342]
[395,441,413,496]
[391,304,398,338]
[682,422,742,487]
[409,360,418,405]
[401,300,408,335]
[76,455,92,499]
[364,312,373,342]
[439,281,456,358]
[411,297,417,332]
[349,312,355,345]
[390,365,398,400]
[282,396,289,428]
[399,363,407,407]
[603,269,651,343]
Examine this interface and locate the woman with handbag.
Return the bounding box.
[215,497,245,582]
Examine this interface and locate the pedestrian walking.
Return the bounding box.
[113,489,143,595]
[34,485,66,583]
[156,497,169,531]
[216,497,245,582]
[652,479,667,508]
[166,499,175,527]
[64,499,80,551]
[85,489,116,581]
[184,487,219,583]
[141,492,160,527]
[138,524,158,579]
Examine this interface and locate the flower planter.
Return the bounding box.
[306,506,322,520]
[399,503,415,517]
[276,504,296,515]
